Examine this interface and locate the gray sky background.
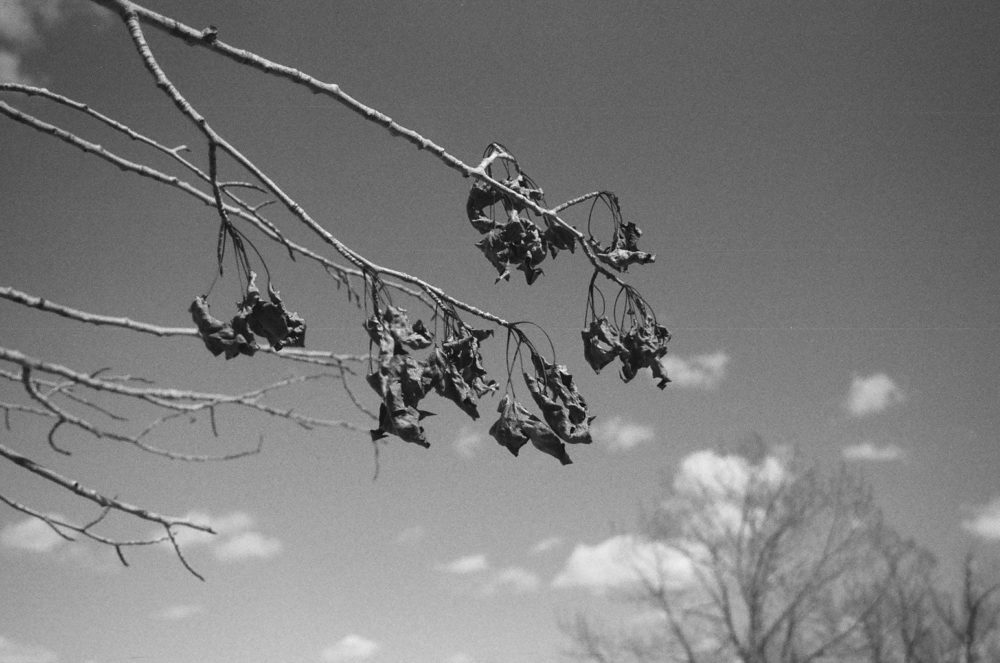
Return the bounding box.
[1,1,999,662]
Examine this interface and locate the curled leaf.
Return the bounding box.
[595,246,655,271]
[620,319,672,389]
[524,356,593,446]
[189,296,257,359]
[581,317,624,373]
[241,277,306,351]
[466,179,502,233]
[488,395,571,465]
[364,305,433,355]
[366,353,434,447]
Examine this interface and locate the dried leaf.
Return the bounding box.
[241,279,306,351]
[466,179,502,233]
[189,296,257,359]
[595,247,655,272]
[364,305,433,355]
[366,353,434,447]
[488,395,571,465]
[620,319,671,389]
[581,317,624,373]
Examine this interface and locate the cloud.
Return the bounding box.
[529,536,562,554]
[437,553,488,574]
[657,352,729,389]
[845,373,904,417]
[0,49,39,85]
[673,449,785,498]
[0,635,58,663]
[153,604,204,621]
[842,442,905,462]
[163,511,282,562]
[479,566,540,596]
[321,635,379,662]
[452,426,485,458]
[213,531,283,561]
[962,497,1000,539]
[0,516,65,553]
[591,416,655,452]
[552,534,693,593]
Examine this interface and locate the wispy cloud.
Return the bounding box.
[842,442,905,462]
[0,634,58,663]
[0,50,38,85]
[437,553,489,574]
[153,604,204,621]
[529,536,562,554]
[552,534,692,593]
[962,497,1000,539]
[591,416,655,452]
[479,566,540,596]
[845,373,905,417]
[166,511,282,562]
[452,426,485,458]
[0,0,111,84]
[658,352,729,389]
[0,516,65,553]
[321,634,380,662]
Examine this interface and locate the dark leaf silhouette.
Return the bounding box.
[466,179,502,233]
[189,295,258,359]
[367,353,434,447]
[620,319,672,389]
[240,277,306,351]
[364,305,433,355]
[581,317,624,373]
[488,395,572,465]
[524,354,593,445]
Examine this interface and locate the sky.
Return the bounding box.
[1,0,999,662]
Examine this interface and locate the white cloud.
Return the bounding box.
[321,635,379,662]
[591,417,655,452]
[153,604,204,621]
[479,566,540,596]
[162,510,282,563]
[845,373,904,417]
[552,534,693,593]
[0,49,38,84]
[0,635,58,663]
[0,0,42,44]
[842,442,905,462]
[437,553,488,574]
[673,449,785,498]
[0,516,65,553]
[452,426,485,458]
[962,497,1000,539]
[657,352,729,389]
[444,654,477,663]
[213,531,283,561]
[529,536,562,554]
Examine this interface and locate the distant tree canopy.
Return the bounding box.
[563,447,1000,663]
[0,1,671,577]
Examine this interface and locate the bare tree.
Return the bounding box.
[931,552,1000,663]
[0,0,670,578]
[564,449,903,663]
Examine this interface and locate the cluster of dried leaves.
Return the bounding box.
[364,304,498,447]
[582,282,671,389]
[191,272,306,359]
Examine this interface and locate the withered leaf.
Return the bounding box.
[488,395,572,465]
[241,279,306,351]
[366,353,434,447]
[466,179,502,233]
[364,306,433,355]
[581,317,624,373]
[620,319,672,389]
[524,368,593,446]
[595,247,655,272]
[190,296,258,359]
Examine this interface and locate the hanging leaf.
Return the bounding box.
[542,222,577,258]
[595,246,655,272]
[189,296,258,359]
[364,305,433,355]
[620,318,672,389]
[240,277,306,351]
[524,356,593,446]
[366,353,435,447]
[466,179,501,233]
[581,317,624,373]
[488,395,571,465]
